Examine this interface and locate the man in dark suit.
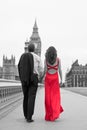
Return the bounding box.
[18,50,34,122]
[18,43,43,123]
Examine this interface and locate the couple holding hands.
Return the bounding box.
[18,43,64,123]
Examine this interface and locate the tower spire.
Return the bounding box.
[31,19,39,37]
[24,20,41,56]
[33,19,38,29]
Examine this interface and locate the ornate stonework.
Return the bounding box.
[65,60,87,87]
[2,55,18,80]
[0,21,41,80]
[25,20,41,56]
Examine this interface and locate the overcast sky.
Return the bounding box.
[0,0,87,81]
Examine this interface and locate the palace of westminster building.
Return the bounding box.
[0,20,41,80]
[0,20,87,87]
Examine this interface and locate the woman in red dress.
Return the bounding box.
[44,46,64,121]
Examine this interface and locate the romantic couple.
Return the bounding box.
[18,43,64,123]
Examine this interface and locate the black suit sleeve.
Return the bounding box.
[18,53,33,85]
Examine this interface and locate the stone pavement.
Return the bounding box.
[0,86,87,130]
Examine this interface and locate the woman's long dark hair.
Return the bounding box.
[45,46,57,65]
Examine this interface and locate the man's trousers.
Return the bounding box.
[22,75,38,119]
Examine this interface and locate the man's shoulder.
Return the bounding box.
[32,53,40,59]
[19,52,33,61]
[21,52,32,57]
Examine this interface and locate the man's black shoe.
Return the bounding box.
[27,119,34,123]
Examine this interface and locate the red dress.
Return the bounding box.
[44,59,64,121]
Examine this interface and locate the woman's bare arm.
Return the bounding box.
[58,58,62,83]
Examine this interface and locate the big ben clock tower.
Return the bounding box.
[25,20,41,57]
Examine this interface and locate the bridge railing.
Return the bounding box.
[0,79,44,103]
[0,86,22,99]
[0,79,22,103]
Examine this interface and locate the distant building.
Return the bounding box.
[24,20,41,56]
[0,20,42,80]
[65,60,87,87]
[0,55,19,80]
[0,67,3,78]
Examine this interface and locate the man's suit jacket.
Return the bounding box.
[18,52,33,85]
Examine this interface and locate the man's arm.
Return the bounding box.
[38,58,44,81]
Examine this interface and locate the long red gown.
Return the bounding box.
[44,60,64,121]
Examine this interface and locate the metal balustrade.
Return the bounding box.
[0,79,43,119]
[0,86,22,99]
[0,90,22,119]
[0,80,43,100]
[0,79,23,119]
[0,79,22,104]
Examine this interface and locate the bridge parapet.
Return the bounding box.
[0,79,22,104]
[0,79,43,105]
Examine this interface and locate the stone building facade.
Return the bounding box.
[1,55,19,80]
[0,67,3,78]
[0,20,41,80]
[24,20,41,56]
[65,60,87,87]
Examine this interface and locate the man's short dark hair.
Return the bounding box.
[28,43,35,52]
